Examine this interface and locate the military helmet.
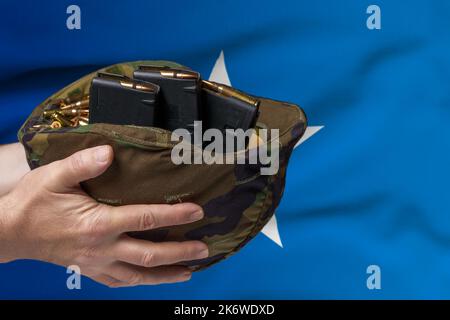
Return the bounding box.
[18,61,307,271]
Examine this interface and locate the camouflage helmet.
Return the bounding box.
[18,61,307,271]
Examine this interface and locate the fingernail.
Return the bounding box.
[95,146,110,163]
[195,246,209,259]
[189,209,204,221]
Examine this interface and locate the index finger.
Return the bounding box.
[105,203,204,234]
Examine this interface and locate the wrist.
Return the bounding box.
[0,194,21,263]
[0,143,30,197]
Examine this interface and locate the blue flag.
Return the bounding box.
[0,0,449,299]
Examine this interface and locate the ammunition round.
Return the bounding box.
[50,121,62,129]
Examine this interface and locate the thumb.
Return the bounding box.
[45,145,113,191]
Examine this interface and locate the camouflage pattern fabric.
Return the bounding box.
[18,61,307,271]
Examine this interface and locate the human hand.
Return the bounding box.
[0,145,208,287]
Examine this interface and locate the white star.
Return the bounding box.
[208,51,323,248]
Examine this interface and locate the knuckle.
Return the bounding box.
[141,250,156,267]
[69,152,85,174]
[80,211,108,242]
[126,271,144,286]
[183,245,196,261]
[69,152,84,172]
[140,210,157,230]
[90,213,108,237]
[77,246,99,263]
